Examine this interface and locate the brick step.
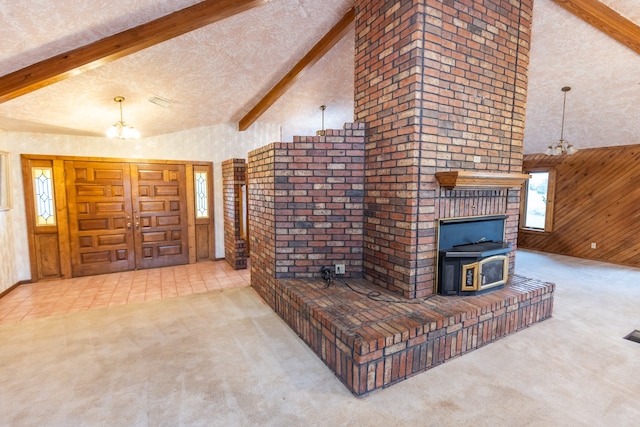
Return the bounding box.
[273,275,554,397]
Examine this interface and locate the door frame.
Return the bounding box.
[21,154,215,281]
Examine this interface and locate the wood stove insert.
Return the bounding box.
[437,215,512,296]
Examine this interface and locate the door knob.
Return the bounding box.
[127,222,131,229]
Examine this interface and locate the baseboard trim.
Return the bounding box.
[0,280,30,299]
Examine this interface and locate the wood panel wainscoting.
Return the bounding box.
[21,155,215,282]
[519,145,640,267]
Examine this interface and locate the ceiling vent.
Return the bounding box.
[148,96,173,108]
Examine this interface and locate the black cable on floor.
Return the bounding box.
[336,277,437,305]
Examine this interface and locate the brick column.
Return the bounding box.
[354,0,532,297]
[222,159,248,270]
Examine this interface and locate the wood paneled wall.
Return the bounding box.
[519,145,640,266]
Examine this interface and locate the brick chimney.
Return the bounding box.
[248,0,532,301]
[354,0,532,298]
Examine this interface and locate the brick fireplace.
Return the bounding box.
[248,0,554,396]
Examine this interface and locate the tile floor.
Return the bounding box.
[0,260,251,324]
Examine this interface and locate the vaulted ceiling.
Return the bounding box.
[0,0,638,154]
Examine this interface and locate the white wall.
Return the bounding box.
[0,131,22,292]
[0,122,281,291]
[0,192,18,293]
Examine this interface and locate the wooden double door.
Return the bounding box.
[65,161,189,276]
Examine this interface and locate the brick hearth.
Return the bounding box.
[273,274,554,397]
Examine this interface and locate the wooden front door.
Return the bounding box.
[66,161,136,276]
[66,161,189,276]
[130,163,189,269]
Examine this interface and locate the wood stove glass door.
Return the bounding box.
[479,255,508,289]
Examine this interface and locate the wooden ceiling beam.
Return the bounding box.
[0,0,271,103]
[551,0,640,55]
[239,8,355,131]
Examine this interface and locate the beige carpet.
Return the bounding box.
[0,250,638,426]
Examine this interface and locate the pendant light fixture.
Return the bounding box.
[545,86,577,156]
[316,105,326,136]
[106,96,140,139]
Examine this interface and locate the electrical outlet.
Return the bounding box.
[590,242,597,249]
[335,264,345,275]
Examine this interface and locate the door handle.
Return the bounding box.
[127,222,131,229]
[136,222,140,229]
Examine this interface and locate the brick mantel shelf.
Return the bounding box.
[436,171,531,190]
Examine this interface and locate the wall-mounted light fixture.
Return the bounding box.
[316,105,326,136]
[106,96,140,139]
[545,86,577,156]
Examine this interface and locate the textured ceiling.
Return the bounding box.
[0,0,355,140]
[0,0,638,154]
[524,0,640,154]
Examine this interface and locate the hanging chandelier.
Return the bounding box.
[106,96,140,139]
[545,86,577,156]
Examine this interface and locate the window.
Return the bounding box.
[521,169,556,232]
[195,171,209,218]
[0,151,10,211]
[32,167,56,226]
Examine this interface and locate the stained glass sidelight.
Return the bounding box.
[195,171,208,218]
[33,167,56,226]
